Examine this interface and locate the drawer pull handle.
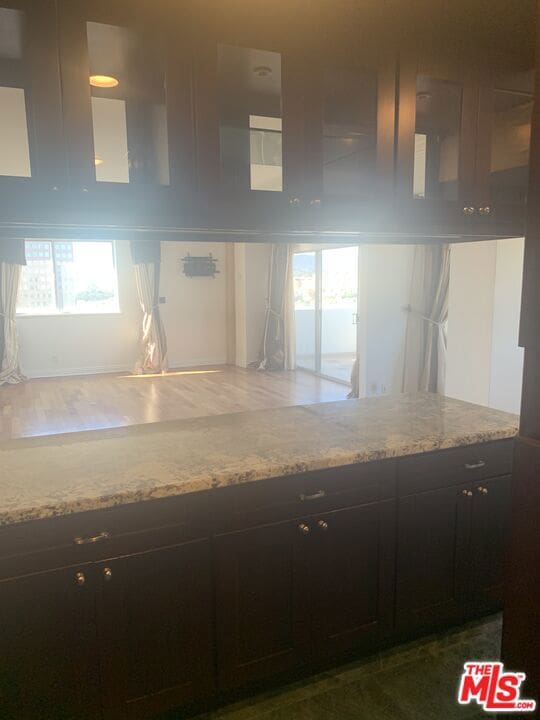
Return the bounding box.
[464,461,486,470]
[299,490,326,502]
[461,489,473,497]
[298,523,311,535]
[103,567,113,581]
[477,486,489,495]
[75,572,86,586]
[74,531,111,546]
[318,520,329,531]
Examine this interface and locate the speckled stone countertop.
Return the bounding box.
[0,393,518,527]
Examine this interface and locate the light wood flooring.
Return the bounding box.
[0,365,348,441]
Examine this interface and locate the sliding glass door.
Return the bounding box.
[293,246,359,385]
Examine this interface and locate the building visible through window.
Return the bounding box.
[18,241,120,314]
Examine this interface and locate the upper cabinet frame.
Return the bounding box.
[57,0,196,228]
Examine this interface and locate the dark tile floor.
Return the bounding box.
[193,616,502,720]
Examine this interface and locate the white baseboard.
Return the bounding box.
[22,357,229,380]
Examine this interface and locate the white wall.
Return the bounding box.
[362,245,415,396]
[18,240,229,378]
[489,238,525,414]
[234,243,270,367]
[446,241,498,406]
[446,238,524,413]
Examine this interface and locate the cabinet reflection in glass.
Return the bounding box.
[86,21,169,185]
[219,45,283,192]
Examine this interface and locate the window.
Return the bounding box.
[17,241,120,315]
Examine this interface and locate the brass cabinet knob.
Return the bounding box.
[461,489,473,497]
[318,520,329,531]
[289,197,301,207]
[103,567,113,582]
[479,206,491,216]
[75,572,86,586]
[298,523,310,535]
[477,486,489,495]
[462,206,476,216]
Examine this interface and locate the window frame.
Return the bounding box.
[16,239,122,317]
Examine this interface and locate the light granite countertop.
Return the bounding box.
[0,393,518,527]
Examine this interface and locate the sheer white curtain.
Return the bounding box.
[258,244,296,371]
[0,261,26,386]
[402,244,450,394]
[131,242,168,375]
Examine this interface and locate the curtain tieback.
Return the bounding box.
[403,304,444,327]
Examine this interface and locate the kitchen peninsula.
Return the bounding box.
[0,393,518,719]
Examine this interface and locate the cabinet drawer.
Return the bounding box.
[217,460,397,532]
[398,440,514,496]
[0,492,210,579]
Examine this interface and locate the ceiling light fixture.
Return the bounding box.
[89,74,119,88]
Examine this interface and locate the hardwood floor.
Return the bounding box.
[0,365,348,441]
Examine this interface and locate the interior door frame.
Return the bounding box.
[293,244,366,391]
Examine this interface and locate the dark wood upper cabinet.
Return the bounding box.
[396,49,480,234]
[0,0,65,225]
[191,0,307,232]
[97,539,215,720]
[57,0,196,228]
[302,6,396,232]
[0,564,100,720]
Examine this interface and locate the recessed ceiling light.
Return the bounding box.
[89,74,119,88]
[94,157,104,166]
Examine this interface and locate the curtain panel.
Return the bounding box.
[0,261,26,386]
[402,244,451,394]
[130,241,168,375]
[258,244,296,371]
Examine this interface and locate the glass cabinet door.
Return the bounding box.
[0,1,63,202]
[305,56,394,229]
[58,0,194,225]
[477,68,534,215]
[396,56,478,228]
[218,44,283,194]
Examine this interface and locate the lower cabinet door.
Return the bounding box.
[0,565,100,720]
[215,520,311,691]
[395,484,471,635]
[98,539,215,719]
[467,475,512,613]
[310,500,396,663]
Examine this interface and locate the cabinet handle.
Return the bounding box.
[462,206,476,216]
[477,486,489,495]
[103,567,113,582]
[461,489,473,498]
[74,531,111,546]
[298,523,310,535]
[309,198,321,207]
[479,206,491,216]
[289,196,301,207]
[75,572,86,586]
[464,461,486,470]
[317,520,329,531]
[299,490,326,502]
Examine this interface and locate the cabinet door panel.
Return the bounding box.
[467,475,512,613]
[58,0,195,228]
[0,565,100,720]
[215,520,310,690]
[311,500,396,663]
[396,484,471,635]
[98,539,214,719]
[0,0,65,224]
